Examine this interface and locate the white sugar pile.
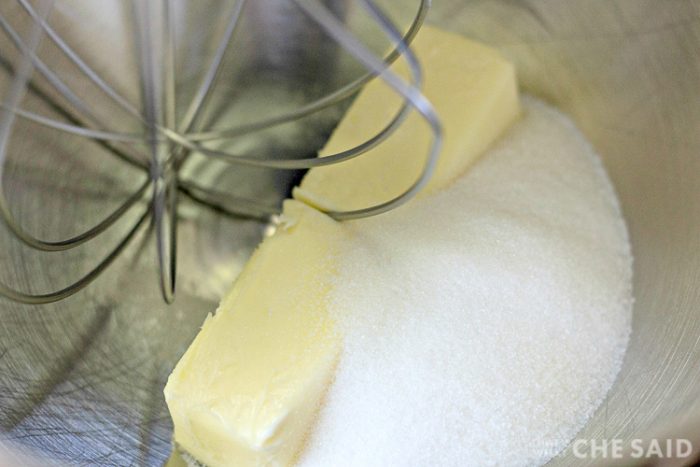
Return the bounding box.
[299,97,633,467]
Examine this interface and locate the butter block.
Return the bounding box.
[164,200,346,467]
[294,25,520,212]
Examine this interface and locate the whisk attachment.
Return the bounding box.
[0,0,441,304]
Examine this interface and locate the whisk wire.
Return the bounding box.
[178,0,246,140]
[177,181,277,221]
[164,0,177,131]
[133,0,177,303]
[0,208,151,305]
[0,103,147,143]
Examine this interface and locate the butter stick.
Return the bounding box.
[295,26,520,212]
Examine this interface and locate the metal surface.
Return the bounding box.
[0,0,699,465]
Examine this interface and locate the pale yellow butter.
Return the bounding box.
[165,26,520,467]
[165,200,345,467]
[294,26,520,212]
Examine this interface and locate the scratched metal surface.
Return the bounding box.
[1,0,700,466]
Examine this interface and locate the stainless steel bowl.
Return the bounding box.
[1,0,699,465]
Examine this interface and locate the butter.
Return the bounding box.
[294,26,520,211]
[165,200,345,467]
[165,25,520,467]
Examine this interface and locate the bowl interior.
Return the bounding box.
[1,1,699,465]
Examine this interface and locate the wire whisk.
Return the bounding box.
[0,0,441,304]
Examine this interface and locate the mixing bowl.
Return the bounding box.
[0,0,699,465]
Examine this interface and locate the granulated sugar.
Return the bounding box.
[299,97,633,466]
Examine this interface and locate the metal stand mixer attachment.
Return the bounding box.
[0,0,441,304]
